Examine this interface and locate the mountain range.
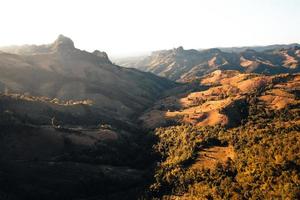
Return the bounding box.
[116,44,300,82]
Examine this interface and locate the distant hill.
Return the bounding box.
[218,43,300,53]
[116,44,300,82]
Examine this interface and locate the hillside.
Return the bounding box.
[0,36,174,200]
[140,70,300,129]
[0,35,174,125]
[143,70,300,199]
[116,45,300,82]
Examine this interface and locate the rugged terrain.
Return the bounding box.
[0,36,174,200]
[116,45,300,82]
[140,70,300,129]
[0,38,300,199]
[145,70,300,199]
[0,35,174,126]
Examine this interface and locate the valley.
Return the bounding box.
[0,36,299,199]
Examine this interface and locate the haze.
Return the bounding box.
[1,0,300,57]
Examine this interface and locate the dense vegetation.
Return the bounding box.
[147,98,300,199]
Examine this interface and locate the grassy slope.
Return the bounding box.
[144,71,300,199]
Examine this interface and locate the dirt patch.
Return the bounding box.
[200,70,241,86]
[237,76,271,93]
[259,88,300,110]
[191,145,235,170]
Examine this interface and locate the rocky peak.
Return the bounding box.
[174,46,184,54]
[93,50,108,59]
[52,34,75,52]
[93,50,112,63]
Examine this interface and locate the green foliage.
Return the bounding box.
[151,126,202,192]
[149,100,300,199]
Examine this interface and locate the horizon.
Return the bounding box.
[1,0,300,57]
[1,34,299,59]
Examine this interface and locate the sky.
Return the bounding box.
[0,0,300,57]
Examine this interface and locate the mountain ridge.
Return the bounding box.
[0,35,175,126]
[115,44,300,82]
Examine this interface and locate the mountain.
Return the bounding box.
[116,45,300,82]
[0,35,175,200]
[0,35,174,127]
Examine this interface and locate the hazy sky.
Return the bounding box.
[0,0,299,57]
